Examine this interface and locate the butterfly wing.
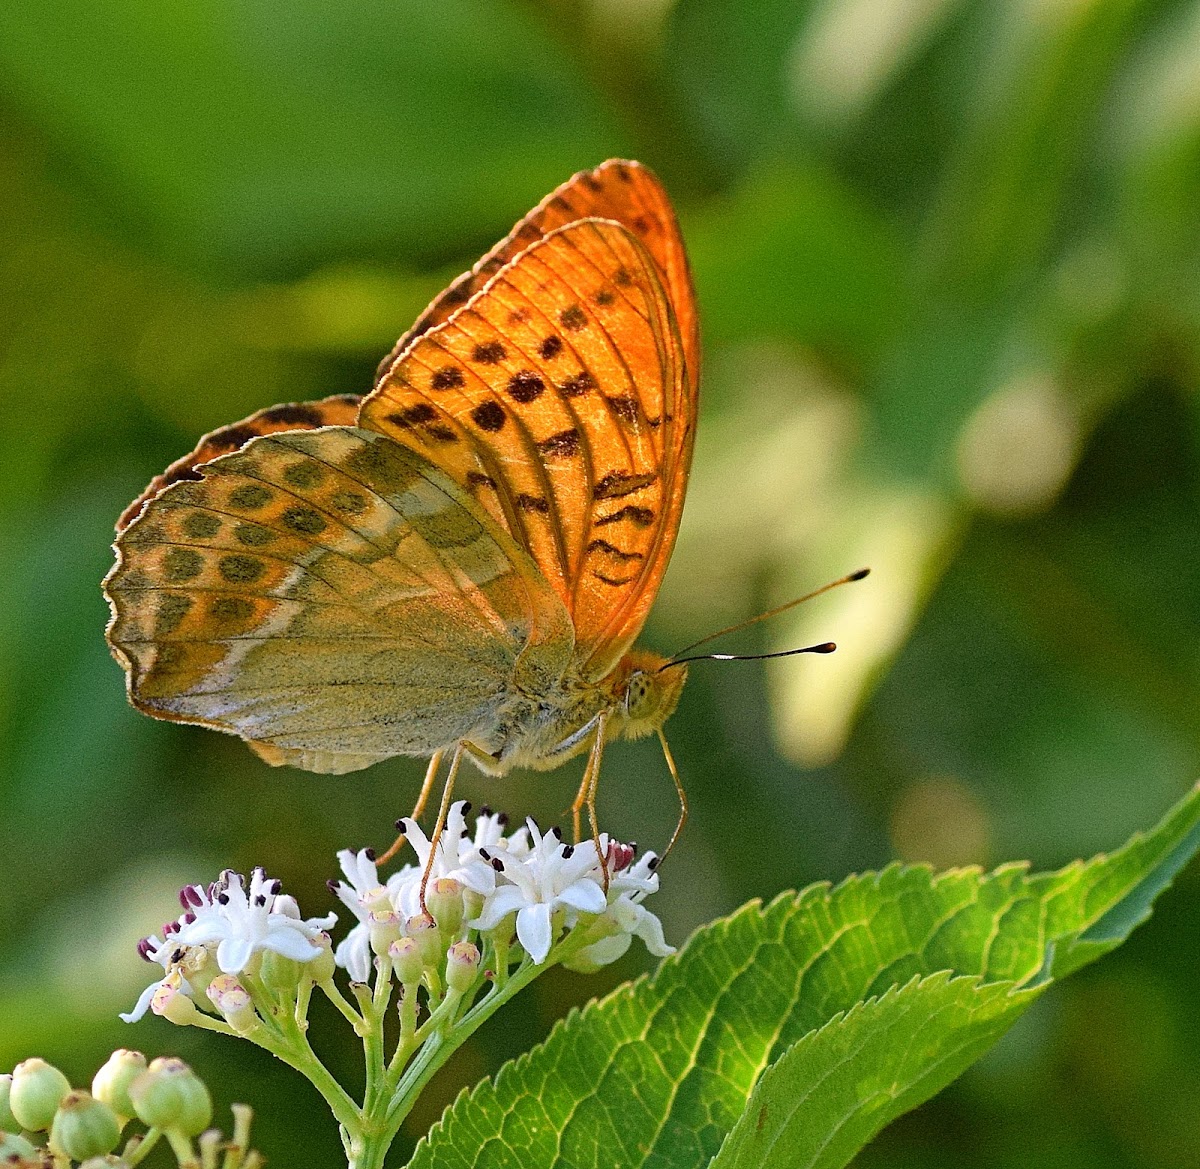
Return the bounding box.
[375,159,699,395]
[360,216,696,682]
[104,426,573,773]
[117,394,362,531]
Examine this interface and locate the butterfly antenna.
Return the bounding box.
[661,567,869,667]
[661,642,837,669]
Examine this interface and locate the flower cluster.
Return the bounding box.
[330,802,672,978]
[112,803,672,1169]
[123,868,336,1026]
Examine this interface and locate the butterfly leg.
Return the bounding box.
[418,743,465,917]
[656,729,688,864]
[583,713,611,890]
[376,750,444,865]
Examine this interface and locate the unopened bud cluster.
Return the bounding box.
[0,1053,259,1168]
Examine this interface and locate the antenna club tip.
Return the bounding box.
[817,642,837,653]
[849,567,870,581]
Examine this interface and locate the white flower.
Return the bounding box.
[123,869,337,1022]
[330,849,392,983]
[176,869,335,975]
[388,802,500,918]
[566,853,674,970]
[121,932,186,1023]
[470,821,609,964]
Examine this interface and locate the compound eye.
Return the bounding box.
[627,673,654,718]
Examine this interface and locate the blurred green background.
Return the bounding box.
[3,0,1200,1164]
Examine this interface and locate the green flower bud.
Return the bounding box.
[150,976,200,1026]
[129,1058,212,1137]
[405,913,442,967]
[426,878,464,936]
[49,1091,121,1160]
[10,1057,71,1131]
[388,936,425,985]
[260,948,302,992]
[0,1073,16,1131]
[0,1130,38,1158]
[445,941,481,994]
[462,887,485,921]
[309,933,337,984]
[92,1049,146,1122]
[368,907,403,958]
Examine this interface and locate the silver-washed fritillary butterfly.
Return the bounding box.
[104,160,700,865]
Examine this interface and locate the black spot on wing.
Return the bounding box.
[586,539,643,562]
[595,505,655,528]
[559,305,587,331]
[507,371,545,404]
[471,401,507,432]
[560,371,595,398]
[536,429,580,458]
[594,471,657,500]
[472,341,506,364]
[431,367,465,390]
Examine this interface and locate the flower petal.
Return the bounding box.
[216,936,254,974]
[335,926,373,983]
[120,980,161,1023]
[263,924,322,962]
[471,885,527,931]
[516,903,554,964]
[557,879,607,916]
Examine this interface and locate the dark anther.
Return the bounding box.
[461,802,472,817]
[395,818,405,830]
[497,812,509,827]
[270,880,281,895]
[171,949,185,964]
[551,825,563,840]
[137,937,155,961]
[491,857,505,872]
[562,844,575,859]
[478,848,491,861]
[254,894,267,907]
[182,911,196,925]
[327,879,341,893]
[364,847,377,862]
[481,804,492,817]
[163,920,179,935]
[648,856,660,870]
[217,893,230,905]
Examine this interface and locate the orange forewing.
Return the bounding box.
[375,159,699,396]
[360,217,695,681]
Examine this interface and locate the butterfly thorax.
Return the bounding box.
[469,649,687,776]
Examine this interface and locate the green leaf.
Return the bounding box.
[407,783,1200,1169]
[709,974,1032,1169]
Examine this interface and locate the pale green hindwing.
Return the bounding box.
[104,427,575,773]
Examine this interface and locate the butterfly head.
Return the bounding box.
[617,649,687,741]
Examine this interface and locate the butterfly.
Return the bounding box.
[104,159,700,863]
